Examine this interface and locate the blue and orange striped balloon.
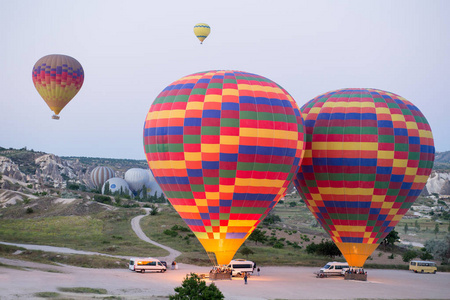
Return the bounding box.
[143,70,305,265]
[293,88,434,267]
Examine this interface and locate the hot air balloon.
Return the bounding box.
[32,54,84,119]
[90,166,115,189]
[193,23,210,44]
[102,177,132,196]
[143,70,305,265]
[293,88,434,267]
[124,168,150,194]
[145,170,164,197]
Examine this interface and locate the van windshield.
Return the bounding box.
[323,264,331,269]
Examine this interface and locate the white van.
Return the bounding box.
[317,262,349,277]
[227,259,255,276]
[129,258,166,273]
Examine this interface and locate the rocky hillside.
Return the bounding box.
[0,146,148,192]
[2,146,450,198]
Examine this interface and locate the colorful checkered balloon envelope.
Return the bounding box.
[32,54,84,119]
[143,70,305,265]
[293,88,434,267]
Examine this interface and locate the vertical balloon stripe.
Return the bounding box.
[144,70,305,264]
[294,88,434,267]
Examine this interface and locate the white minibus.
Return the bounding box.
[227,259,255,276]
[129,257,166,273]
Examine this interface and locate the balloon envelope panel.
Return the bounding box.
[143,70,305,264]
[32,54,84,116]
[294,88,434,266]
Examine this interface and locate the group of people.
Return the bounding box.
[210,266,232,274]
[346,267,366,275]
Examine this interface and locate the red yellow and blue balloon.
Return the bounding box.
[143,70,305,265]
[293,88,434,267]
[32,54,84,119]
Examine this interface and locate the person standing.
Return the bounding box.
[257,267,260,276]
[244,272,248,285]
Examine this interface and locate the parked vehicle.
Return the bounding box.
[409,260,437,274]
[129,258,166,273]
[317,262,349,277]
[227,259,254,276]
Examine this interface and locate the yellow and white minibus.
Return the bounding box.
[409,260,437,274]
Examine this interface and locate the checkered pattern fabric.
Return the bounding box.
[143,70,305,264]
[293,88,434,266]
[32,54,84,116]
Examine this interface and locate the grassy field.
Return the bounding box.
[0,202,168,257]
[0,243,129,268]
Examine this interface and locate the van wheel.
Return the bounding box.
[414,270,417,273]
[141,269,145,273]
[162,269,166,273]
[421,270,424,274]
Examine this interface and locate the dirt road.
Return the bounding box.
[130,208,181,262]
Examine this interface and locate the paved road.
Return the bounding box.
[1,258,449,299]
[0,207,181,262]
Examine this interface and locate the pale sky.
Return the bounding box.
[1,0,449,160]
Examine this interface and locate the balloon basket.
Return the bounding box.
[344,272,367,281]
[51,115,60,120]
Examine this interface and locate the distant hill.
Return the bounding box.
[0,146,149,192]
[434,151,450,171]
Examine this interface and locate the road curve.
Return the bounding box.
[0,208,182,263]
[130,208,181,263]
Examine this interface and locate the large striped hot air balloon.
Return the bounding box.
[32,54,84,119]
[143,70,305,265]
[293,88,435,267]
[90,166,115,189]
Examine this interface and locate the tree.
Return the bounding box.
[248,229,268,245]
[103,182,110,195]
[419,248,433,260]
[141,184,147,200]
[306,241,342,258]
[415,220,420,231]
[402,250,417,262]
[425,237,450,264]
[170,273,224,300]
[316,240,342,258]
[240,246,255,259]
[404,223,409,234]
[434,223,439,236]
[382,229,400,250]
[149,204,159,215]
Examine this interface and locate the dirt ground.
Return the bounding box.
[1,258,449,300]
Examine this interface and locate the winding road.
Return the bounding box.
[0,207,181,262]
[131,208,181,262]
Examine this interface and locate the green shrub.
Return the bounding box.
[402,250,417,262]
[163,229,178,237]
[170,273,224,300]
